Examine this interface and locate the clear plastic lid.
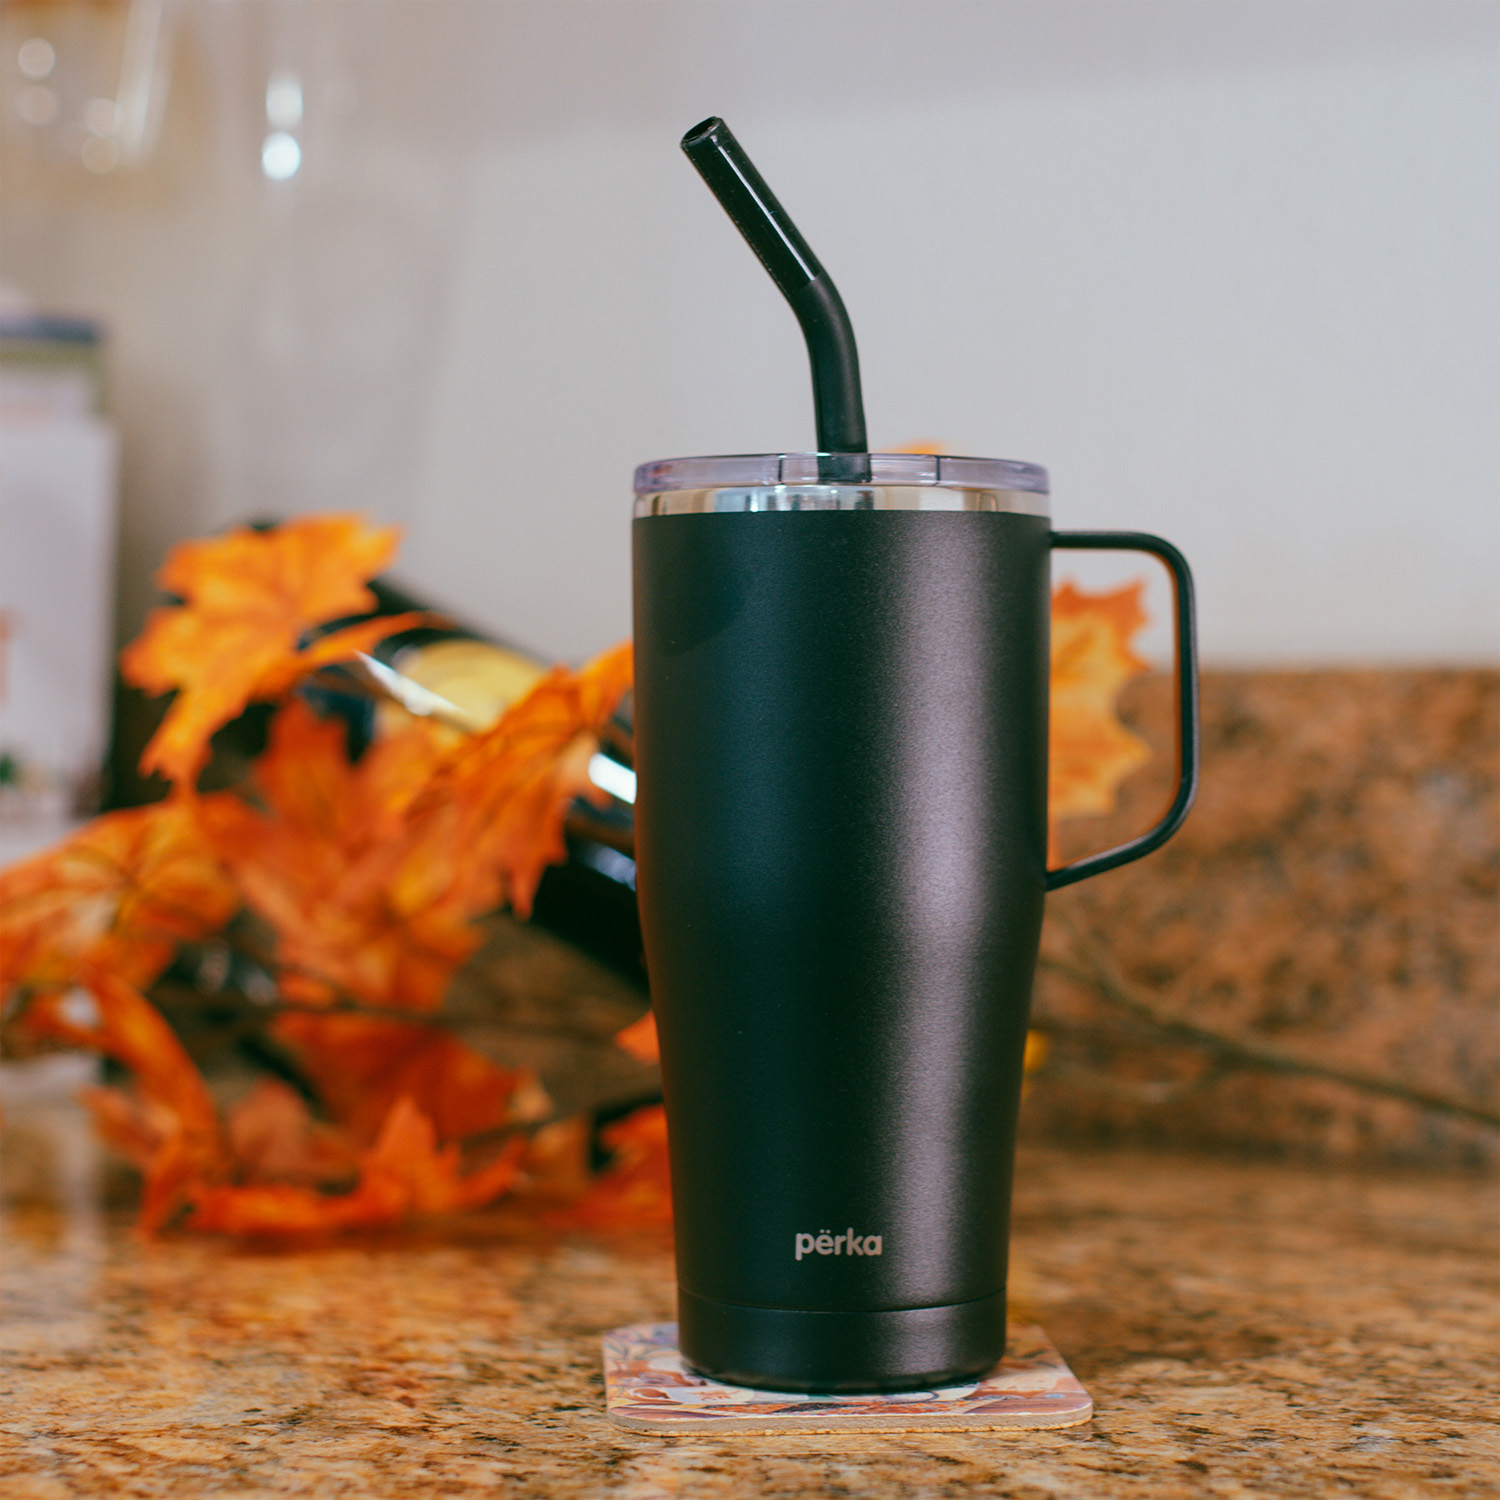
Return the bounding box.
[632,452,1048,496]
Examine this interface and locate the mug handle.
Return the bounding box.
[1046,531,1200,892]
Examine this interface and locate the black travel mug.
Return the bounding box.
[632,450,1199,1393]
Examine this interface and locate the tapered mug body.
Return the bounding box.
[631,453,1052,1392]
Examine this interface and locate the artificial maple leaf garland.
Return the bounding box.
[0,512,1153,1238]
[1,514,642,1235]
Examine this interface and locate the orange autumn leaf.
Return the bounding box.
[187,1096,527,1237]
[271,1010,549,1146]
[614,1011,660,1065]
[517,1116,594,1204]
[78,1080,175,1166]
[119,514,425,786]
[199,700,471,1011]
[26,972,224,1230]
[1049,580,1152,830]
[224,1078,361,1188]
[0,801,238,1001]
[552,1103,672,1231]
[422,640,635,920]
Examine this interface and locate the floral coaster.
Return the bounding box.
[602,1321,1092,1434]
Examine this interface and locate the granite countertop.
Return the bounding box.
[3,1138,1495,1499]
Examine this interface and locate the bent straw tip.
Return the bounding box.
[681,117,725,151]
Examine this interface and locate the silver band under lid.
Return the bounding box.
[635,485,1049,518]
[632,452,1050,520]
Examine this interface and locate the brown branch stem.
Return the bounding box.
[152,976,642,1052]
[1038,910,1500,1130]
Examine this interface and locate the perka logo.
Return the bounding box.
[795,1229,882,1260]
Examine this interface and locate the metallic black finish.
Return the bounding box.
[634,509,1049,1389]
[1045,532,1200,890]
[633,508,1200,1390]
[680,117,867,457]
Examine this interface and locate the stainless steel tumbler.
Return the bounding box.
[632,450,1198,1392]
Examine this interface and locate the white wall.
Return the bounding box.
[3,0,1495,665]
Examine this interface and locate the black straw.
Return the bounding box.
[681,117,868,457]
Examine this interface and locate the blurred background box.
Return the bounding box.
[0,308,118,863]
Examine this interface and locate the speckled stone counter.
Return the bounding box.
[1033,669,1499,1170]
[3,1143,1495,1499]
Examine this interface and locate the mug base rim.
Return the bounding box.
[676,1286,1007,1394]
